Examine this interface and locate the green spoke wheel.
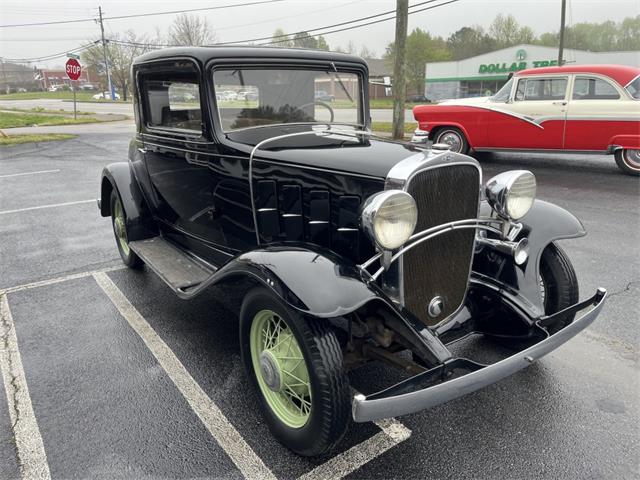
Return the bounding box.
[240,287,350,456]
[250,310,312,428]
[110,190,143,269]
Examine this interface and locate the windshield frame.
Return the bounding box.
[209,63,367,134]
[625,75,640,100]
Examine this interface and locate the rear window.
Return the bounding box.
[515,77,568,101]
[141,65,202,133]
[573,77,620,100]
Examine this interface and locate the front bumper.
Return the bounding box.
[352,288,606,422]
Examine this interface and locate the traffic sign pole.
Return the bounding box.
[65,57,82,119]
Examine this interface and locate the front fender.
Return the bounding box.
[99,162,156,241]
[475,199,585,316]
[607,134,640,151]
[214,247,381,318]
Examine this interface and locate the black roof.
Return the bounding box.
[133,46,367,69]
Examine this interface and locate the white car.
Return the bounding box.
[92,91,121,100]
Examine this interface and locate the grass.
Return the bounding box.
[0,111,103,128]
[0,133,77,146]
[0,91,126,102]
[4,106,95,116]
[371,121,418,134]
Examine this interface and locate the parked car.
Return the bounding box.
[92,91,121,100]
[406,94,429,103]
[79,83,97,91]
[99,47,606,456]
[413,65,640,175]
[315,89,335,102]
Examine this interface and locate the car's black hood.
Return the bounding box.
[225,128,423,179]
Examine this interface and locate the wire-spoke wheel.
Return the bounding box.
[240,287,350,456]
[250,310,312,428]
[614,148,640,176]
[110,190,143,269]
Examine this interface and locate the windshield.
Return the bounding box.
[212,68,362,131]
[491,78,513,102]
[625,76,640,99]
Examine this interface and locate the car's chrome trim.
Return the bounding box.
[383,150,483,322]
[369,221,503,281]
[352,288,607,422]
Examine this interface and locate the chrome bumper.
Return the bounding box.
[352,288,607,422]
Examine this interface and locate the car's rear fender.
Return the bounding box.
[99,161,157,241]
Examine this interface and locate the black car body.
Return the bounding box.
[99,47,606,456]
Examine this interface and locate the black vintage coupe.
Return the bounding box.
[99,46,606,456]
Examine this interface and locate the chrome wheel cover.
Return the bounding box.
[437,130,463,152]
[623,149,640,171]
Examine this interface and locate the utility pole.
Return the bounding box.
[558,0,566,66]
[391,0,408,140]
[98,6,114,100]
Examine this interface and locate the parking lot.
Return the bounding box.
[1,122,638,479]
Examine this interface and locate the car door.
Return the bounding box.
[564,75,637,151]
[489,75,568,149]
[138,61,229,263]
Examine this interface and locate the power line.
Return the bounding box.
[2,43,98,63]
[259,0,462,46]
[216,0,440,45]
[106,0,457,50]
[0,0,284,28]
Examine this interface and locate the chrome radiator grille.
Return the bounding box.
[403,164,480,325]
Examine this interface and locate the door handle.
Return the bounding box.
[552,101,567,106]
[137,147,147,154]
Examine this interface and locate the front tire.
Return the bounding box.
[240,287,350,456]
[433,127,469,154]
[614,148,640,176]
[539,242,579,333]
[110,190,143,269]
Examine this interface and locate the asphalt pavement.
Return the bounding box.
[0,121,638,479]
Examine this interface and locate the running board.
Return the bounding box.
[128,237,215,294]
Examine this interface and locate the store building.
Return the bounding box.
[425,44,640,101]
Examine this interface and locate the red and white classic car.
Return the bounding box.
[412,65,640,175]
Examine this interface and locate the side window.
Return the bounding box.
[515,77,568,101]
[572,77,620,100]
[141,66,202,133]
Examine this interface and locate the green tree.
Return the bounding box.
[447,26,496,60]
[271,28,293,47]
[489,14,536,48]
[316,35,330,51]
[617,15,640,50]
[384,28,451,94]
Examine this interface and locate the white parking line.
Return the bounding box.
[93,272,277,480]
[0,199,95,215]
[0,265,125,295]
[0,169,60,179]
[0,294,52,480]
[298,414,411,480]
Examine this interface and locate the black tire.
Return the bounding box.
[539,242,579,333]
[433,127,469,154]
[239,287,350,456]
[614,149,640,176]
[110,190,144,269]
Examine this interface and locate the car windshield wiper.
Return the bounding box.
[330,62,354,104]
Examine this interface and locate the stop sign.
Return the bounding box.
[65,58,82,81]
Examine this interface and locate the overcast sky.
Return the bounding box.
[1,0,638,67]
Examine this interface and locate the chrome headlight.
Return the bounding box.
[485,170,536,220]
[361,190,418,250]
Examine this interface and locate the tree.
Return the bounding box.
[316,36,330,51]
[384,28,451,95]
[359,46,376,59]
[168,13,217,46]
[447,26,496,60]
[617,15,640,50]
[271,28,292,47]
[82,31,153,101]
[489,14,521,47]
